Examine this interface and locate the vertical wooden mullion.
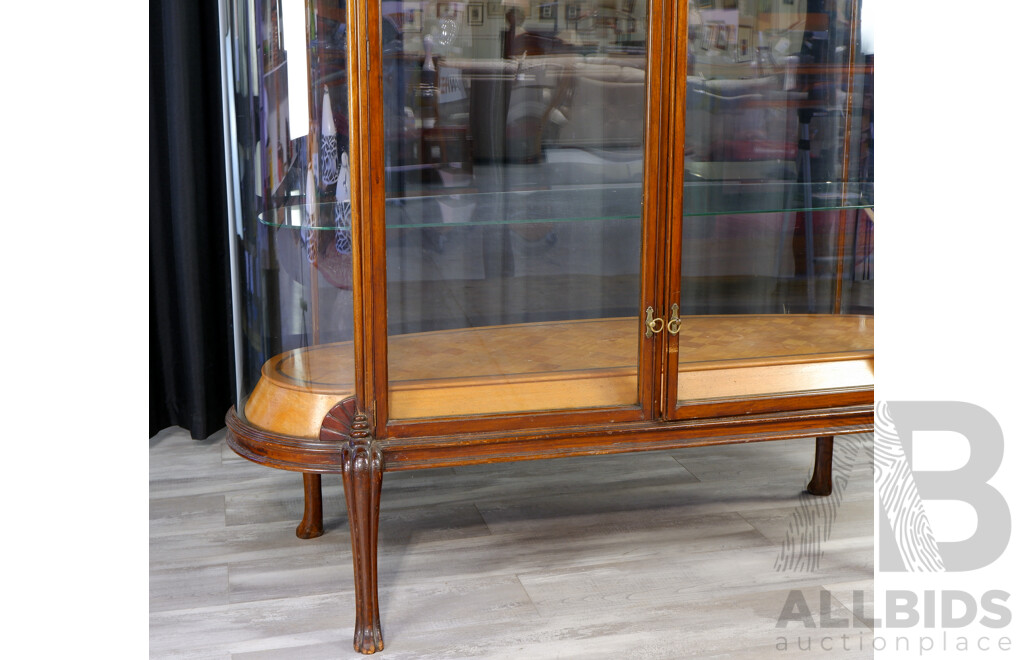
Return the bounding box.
[344,0,366,416]
[345,0,388,436]
[365,2,390,439]
[640,0,690,421]
[659,0,687,419]
[304,1,321,345]
[369,1,389,438]
[637,0,666,421]
[832,0,862,314]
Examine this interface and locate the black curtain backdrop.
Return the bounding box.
[150,0,235,439]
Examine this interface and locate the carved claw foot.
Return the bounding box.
[353,619,384,654]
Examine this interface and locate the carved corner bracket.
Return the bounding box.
[321,398,384,486]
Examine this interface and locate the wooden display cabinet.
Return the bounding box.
[220,0,873,653]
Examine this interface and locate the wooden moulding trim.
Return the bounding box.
[226,403,871,474]
[382,405,871,452]
[386,405,647,439]
[384,425,874,471]
[676,352,872,373]
[225,406,344,473]
[382,410,873,471]
[673,387,872,419]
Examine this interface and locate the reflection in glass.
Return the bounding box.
[678,0,873,401]
[383,0,649,417]
[225,0,356,426]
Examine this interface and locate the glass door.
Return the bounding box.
[667,0,874,416]
[377,0,659,420]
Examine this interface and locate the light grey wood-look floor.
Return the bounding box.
[150,427,874,659]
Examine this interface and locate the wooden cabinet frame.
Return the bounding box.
[225,0,872,653]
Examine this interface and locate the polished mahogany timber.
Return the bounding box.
[227,398,870,654]
[322,399,384,654]
[296,474,325,539]
[807,436,836,497]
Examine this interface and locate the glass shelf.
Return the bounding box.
[682,181,873,217]
[259,181,873,230]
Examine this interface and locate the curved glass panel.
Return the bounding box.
[224,0,357,436]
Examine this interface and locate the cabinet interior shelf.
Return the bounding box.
[259,181,873,231]
[245,314,873,437]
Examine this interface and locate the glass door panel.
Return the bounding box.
[676,0,873,404]
[382,1,649,419]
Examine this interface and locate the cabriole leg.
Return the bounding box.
[296,473,325,539]
[342,436,384,654]
[806,436,834,496]
[322,399,385,654]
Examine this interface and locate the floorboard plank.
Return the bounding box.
[150,428,873,658]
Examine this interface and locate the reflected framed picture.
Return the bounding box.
[468,2,484,25]
[698,0,714,9]
[487,1,504,17]
[623,0,635,15]
[715,24,728,49]
[736,25,752,61]
[402,6,422,32]
[701,25,713,50]
[723,0,738,8]
[539,3,556,20]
